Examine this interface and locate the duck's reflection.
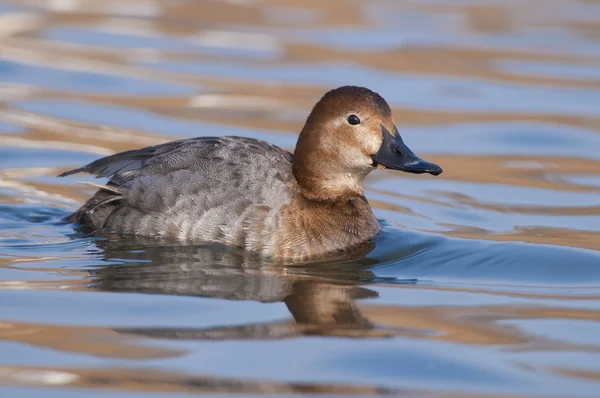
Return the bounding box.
[89,238,393,340]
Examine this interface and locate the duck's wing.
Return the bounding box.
[60,136,296,228]
[58,136,293,186]
[60,136,304,254]
[58,137,216,182]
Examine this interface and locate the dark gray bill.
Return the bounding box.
[372,125,442,176]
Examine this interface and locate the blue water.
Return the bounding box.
[1,0,600,397]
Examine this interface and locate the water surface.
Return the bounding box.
[1,0,600,397]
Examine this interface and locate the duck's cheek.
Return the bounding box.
[340,146,376,170]
[361,130,384,157]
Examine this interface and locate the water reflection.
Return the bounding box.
[0,365,399,396]
[86,238,600,353]
[91,239,387,340]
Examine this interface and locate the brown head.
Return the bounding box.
[293,86,442,201]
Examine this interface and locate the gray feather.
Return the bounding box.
[62,136,297,256]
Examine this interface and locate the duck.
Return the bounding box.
[59,86,442,261]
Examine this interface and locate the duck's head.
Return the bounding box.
[293,85,442,201]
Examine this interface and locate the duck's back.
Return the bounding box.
[64,136,296,248]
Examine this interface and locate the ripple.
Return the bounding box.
[0,60,192,95]
[14,100,295,147]
[45,28,204,51]
[400,122,600,159]
[372,228,600,287]
[149,61,600,116]
[496,60,600,81]
[1,0,600,397]
[0,146,95,169]
[0,121,21,134]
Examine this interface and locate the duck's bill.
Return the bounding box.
[372,125,443,176]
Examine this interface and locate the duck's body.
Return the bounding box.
[61,86,441,261]
[64,136,379,260]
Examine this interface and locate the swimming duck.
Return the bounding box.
[60,86,442,261]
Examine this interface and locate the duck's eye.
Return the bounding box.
[347,114,361,125]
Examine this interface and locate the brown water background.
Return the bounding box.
[1,0,600,397]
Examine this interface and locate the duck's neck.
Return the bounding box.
[292,160,370,202]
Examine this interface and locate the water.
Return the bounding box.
[1,0,600,396]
